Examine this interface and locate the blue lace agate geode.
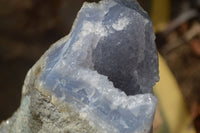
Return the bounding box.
[33,0,159,132]
[1,0,159,133]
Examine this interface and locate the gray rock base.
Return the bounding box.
[0,88,96,133]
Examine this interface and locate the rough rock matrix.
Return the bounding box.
[0,0,159,133]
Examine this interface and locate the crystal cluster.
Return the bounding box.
[0,0,159,133]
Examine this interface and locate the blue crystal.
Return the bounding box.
[31,0,159,132]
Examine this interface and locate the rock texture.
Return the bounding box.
[0,0,159,133]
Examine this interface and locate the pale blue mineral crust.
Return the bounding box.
[0,0,159,133]
[33,0,158,132]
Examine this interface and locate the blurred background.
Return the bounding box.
[0,0,199,132]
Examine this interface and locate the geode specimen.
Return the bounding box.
[0,0,159,133]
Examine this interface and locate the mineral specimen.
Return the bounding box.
[0,0,159,133]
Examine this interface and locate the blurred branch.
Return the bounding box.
[163,9,199,36]
[163,22,200,55]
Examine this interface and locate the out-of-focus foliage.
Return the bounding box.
[154,55,196,133]
[149,0,200,132]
